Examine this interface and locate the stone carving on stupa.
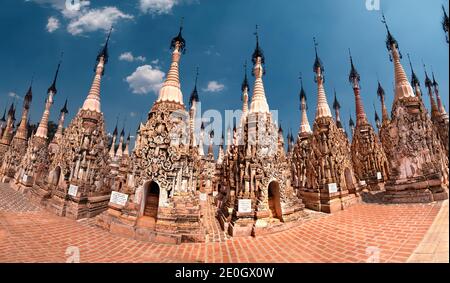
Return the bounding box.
[379,15,448,203]
[0,84,32,183]
[300,38,360,213]
[43,30,113,219]
[347,50,388,192]
[96,25,206,244]
[11,61,61,193]
[217,28,304,237]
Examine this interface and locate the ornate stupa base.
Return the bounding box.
[300,187,360,213]
[383,176,448,203]
[96,195,206,244]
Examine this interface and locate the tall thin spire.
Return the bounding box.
[333,89,343,129]
[424,64,439,119]
[249,25,270,114]
[157,21,185,105]
[15,81,33,140]
[313,37,332,119]
[348,49,367,125]
[53,99,68,142]
[35,58,61,139]
[382,13,414,104]
[48,53,63,94]
[189,67,200,106]
[82,29,111,112]
[377,80,389,123]
[299,73,312,135]
[241,61,249,116]
[431,69,447,118]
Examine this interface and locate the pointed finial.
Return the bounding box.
[48,53,63,94]
[113,115,119,136]
[241,60,249,92]
[407,53,419,86]
[189,67,200,106]
[333,89,341,110]
[431,66,438,87]
[60,99,68,114]
[423,61,432,88]
[313,37,324,75]
[348,48,360,85]
[171,17,186,52]
[373,103,380,123]
[252,24,265,65]
[97,28,111,66]
[377,80,385,99]
[382,11,400,59]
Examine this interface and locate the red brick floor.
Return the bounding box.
[0,183,443,263]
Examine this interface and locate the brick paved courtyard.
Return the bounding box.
[0,182,448,263]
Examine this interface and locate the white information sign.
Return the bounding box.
[199,193,207,201]
[328,183,338,193]
[68,184,78,197]
[110,191,129,206]
[238,199,252,213]
[22,174,28,183]
[377,172,382,180]
[360,180,367,186]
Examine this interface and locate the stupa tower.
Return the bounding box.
[49,99,69,152]
[0,84,32,183]
[218,27,304,237]
[430,71,449,157]
[379,14,448,203]
[292,74,313,196]
[45,30,112,219]
[0,108,6,139]
[97,23,206,244]
[347,50,387,191]
[303,38,359,213]
[0,103,16,161]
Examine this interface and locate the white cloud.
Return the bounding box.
[67,7,133,35]
[151,59,159,65]
[139,0,178,14]
[203,81,225,93]
[126,65,165,95]
[46,16,60,32]
[8,92,22,100]
[119,52,146,62]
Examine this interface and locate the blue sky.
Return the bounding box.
[0,0,448,141]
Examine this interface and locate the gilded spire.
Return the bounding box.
[82,29,111,113]
[249,25,270,114]
[382,13,414,103]
[157,21,185,105]
[299,74,312,135]
[313,37,332,119]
